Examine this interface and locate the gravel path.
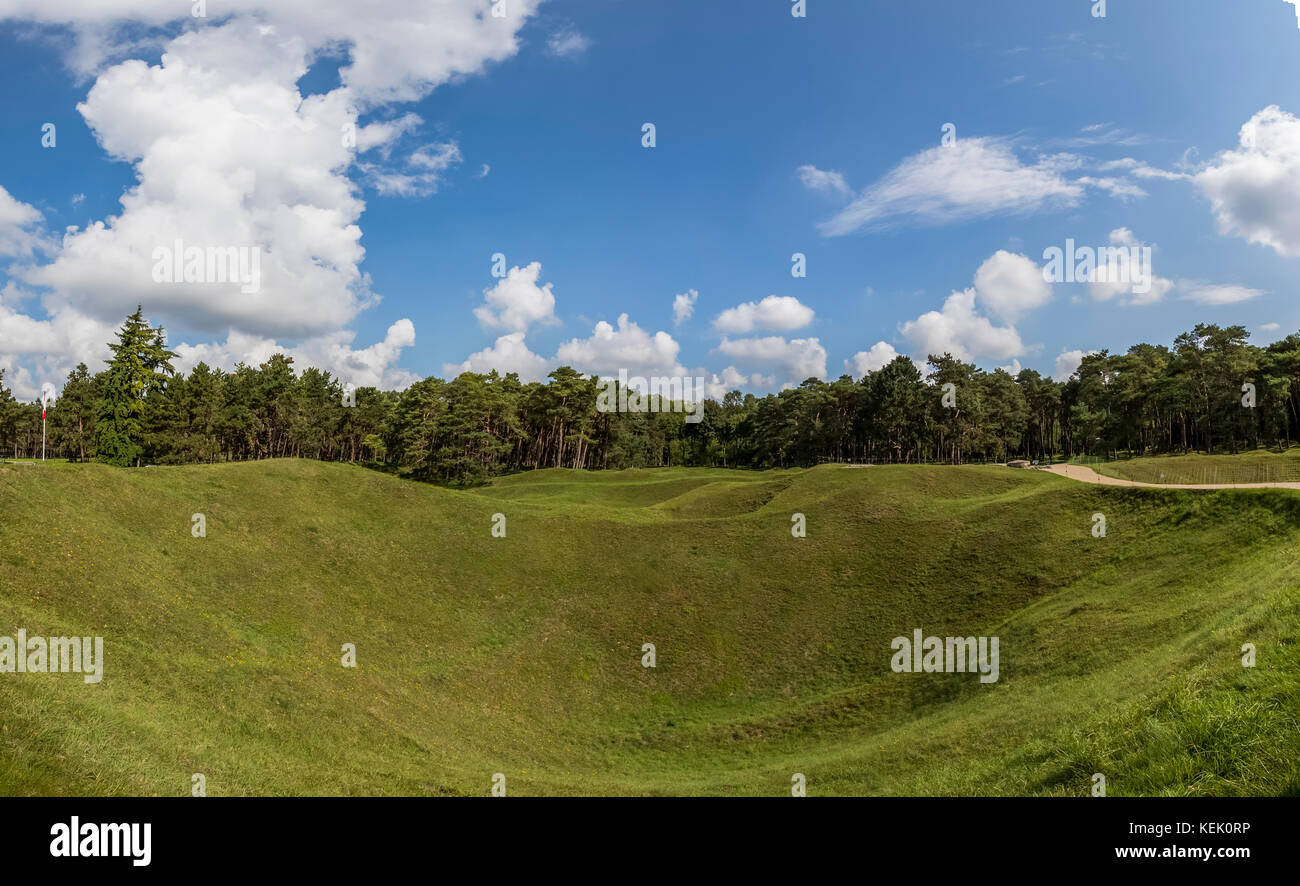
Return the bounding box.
[1038,463,1300,490]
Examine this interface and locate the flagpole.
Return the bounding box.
[40,385,50,462]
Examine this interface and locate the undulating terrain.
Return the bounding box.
[0,459,1296,795]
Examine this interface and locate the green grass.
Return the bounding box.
[0,459,1296,796]
[1097,449,1300,485]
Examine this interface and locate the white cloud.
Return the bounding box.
[796,164,851,198]
[1259,322,1281,332]
[1178,282,1267,305]
[713,295,814,334]
[889,249,1056,365]
[673,288,699,325]
[444,304,691,385]
[359,141,462,197]
[473,262,559,333]
[0,1,543,395]
[0,302,117,399]
[172,319,419,390]
[1195,105,1300,256]
[1056,124,1156,149]
[972,250,1051,322]
[817,138,1086,235]
[899,289,1025,363]
[1098,157,1191,181]
[547,28,591,58]
[1074,175,1147,200]
[0,185,48,259]
[0,1,544,106]
[353,112,423,155]
[1053,348,1097,382]
[1085,228,1174,306]
[846,341,902,377]
[703,366,776,399]
[555,313,687,379]
[442,331,552,383]
[716,336,827,383]
[19,26,371,339]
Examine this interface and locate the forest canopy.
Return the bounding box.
[2,308,1298,483]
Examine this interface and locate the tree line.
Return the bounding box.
[3,308,1299,482]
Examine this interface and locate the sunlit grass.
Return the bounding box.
[0,459,1295,795]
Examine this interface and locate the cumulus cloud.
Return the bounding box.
[0,0,544,105]
[1053,348,1097,382]
[22,22,367,338]
[449,277,822,392]
[1195,106,1300,256]
[0,0,542,396]
[473,262,559,333]
[673,288,699,325]
[817,138,1087,235]
[442,331,552,383]
[1085,228,1174,306]
[0,302,117,397]
[972,250,1051,322]
[713,295,814,334]
[703,366,776,399]
[845,341,902,377]
[0,185,48,259]
[716,336,827,383]
[888,250,1055,364]
[555,313,687,379]
[899,290,1025,363]
[172,318,419,390]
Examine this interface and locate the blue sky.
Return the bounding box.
[1,0,1299,400]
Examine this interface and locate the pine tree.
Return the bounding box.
[96,306,176,467]
[50,363,98,461]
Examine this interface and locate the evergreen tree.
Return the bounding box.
[50,363,98,461]
[95,306,176,467]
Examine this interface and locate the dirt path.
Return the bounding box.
[1038,463,1300,490]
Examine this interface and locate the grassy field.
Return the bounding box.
[1096,449,1300,485]
[0,459,1296,796]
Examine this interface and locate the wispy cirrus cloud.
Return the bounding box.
[1178,282,1267,305]
[810,138,1087,235]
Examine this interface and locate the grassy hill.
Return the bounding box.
[0,459,1296,796]
[1096,449,1300,485]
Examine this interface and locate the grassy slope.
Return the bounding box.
[0,459,1295,796]
[1097,449,1300,485]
